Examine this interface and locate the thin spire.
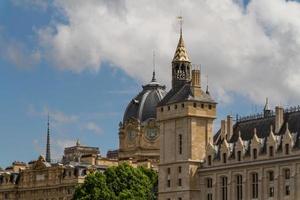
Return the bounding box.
[172,16,190,62]
[152,50,156,82]
[46,113,51,163]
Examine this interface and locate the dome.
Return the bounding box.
[123,72,166,123]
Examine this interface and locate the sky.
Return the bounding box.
[1,0,300,168]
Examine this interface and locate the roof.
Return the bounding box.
[158,83,215,106]
[172,31,190,63]
[123,78,166,123]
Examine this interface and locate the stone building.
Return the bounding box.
[157,27,300,200]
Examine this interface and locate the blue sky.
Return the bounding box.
[1,0,300,168]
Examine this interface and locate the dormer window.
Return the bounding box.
[237,151,241,161]
[223,153,227,164]
[253,149,257,160]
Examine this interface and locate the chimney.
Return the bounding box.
[221,119,227,140]
[275,106,284,133]
[191,69,201,87]
[227,115,233,140]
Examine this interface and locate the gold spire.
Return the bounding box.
[172,16,190,62]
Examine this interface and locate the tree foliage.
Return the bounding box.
[73,163,158,200]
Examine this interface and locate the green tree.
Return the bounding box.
[73,163,158,200]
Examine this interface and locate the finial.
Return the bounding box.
[152,50,156,82]
[206,75,210,95]
[177,15,183,37]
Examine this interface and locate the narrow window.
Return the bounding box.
[178,166,182,173]
[285,169,290,180]
[251,173,258,199]
[209,105,212,109]
[178,178,182,186]
[253,148,257,160]
[268,171,274,182]
[168,106,170,111]
[236,175,243,200]
[161,107,164,112]
[208,155,212,166]
[207,193,213,200]
[269,186,274,197]
[223,153,227,164]
[167,168,171,175]
[285,144,290,155]
[167,179,171,188]
[175,104,178,109]
[193,102,197,108]
[201,104,204,108]
[237,151,241,161]
[221,177,228,200]
[179,134,182,155]
[269,146,274,157]
[181,103,184,108]
[206,178,213,188]
[285,185,290,196]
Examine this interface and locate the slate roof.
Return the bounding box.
[158,83,216,106]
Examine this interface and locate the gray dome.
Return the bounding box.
[123,74,166,123]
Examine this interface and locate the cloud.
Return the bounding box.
[82,122,103,135]
[36,0,300,106]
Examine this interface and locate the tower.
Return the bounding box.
[46,114,51,163]
[157,25,217,200]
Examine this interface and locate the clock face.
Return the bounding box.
[128,130,136,141]
[146,128,158,140]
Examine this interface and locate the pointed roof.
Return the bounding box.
[172,30,190,62]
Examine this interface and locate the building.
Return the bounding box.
[157,26,300,200]
[118,71,166,165]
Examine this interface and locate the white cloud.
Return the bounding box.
[82,122,103,135]
[36,0,300,106]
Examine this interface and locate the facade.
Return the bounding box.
[157,28,300,200]
[118,71,166,165]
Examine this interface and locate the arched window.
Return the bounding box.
[253,148,258,160]
[208,155,212,166]
[251,173,259,198]
[221,176,228,200]
[285,144,290,155]
[236,175,243,200]
[269,146,274,157]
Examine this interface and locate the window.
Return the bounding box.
[253,148,257,160]
[207,178,213,188]
[268,171,274,182]
[284,169,290,180]
[167,179,171,188]
[179,134,182,155]
[209,105,212,109]
[161,107,164,112]
[236,175,243,200]
[178,166,182,173]
[285,144,290,155]
[208,155,212,166]
[193,102,197,108]
[237,151,241,161]
[178,178,182,186]
[167,168,171,175]
[178,198,182,200]
[269,186,274,197]
[168,106,170,111]
[221,177,228,200]
[201,104,204,108]
[269,146,274,157]
[251,173,258,199]
[175,104,178,109]
[285,185,290,196]
[207,193,213,200]
[223,153,227,164]
[181,103,184,108]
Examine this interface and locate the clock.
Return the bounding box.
[146,128,158,140]
[128,130,136,141]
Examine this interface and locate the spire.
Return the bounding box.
[264,97,270,111]
[172,16,190,62]
[151,51,156,82]
[46,113,51,163]
[206,75,210,95]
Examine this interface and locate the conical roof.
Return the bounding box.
[172,31,190,62]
